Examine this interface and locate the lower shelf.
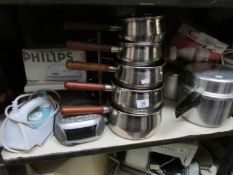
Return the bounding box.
[2,100,233,165]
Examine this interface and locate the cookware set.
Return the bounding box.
[63,15,233,140]
[63,15,166,140]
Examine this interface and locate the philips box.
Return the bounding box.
[22,49,86,92]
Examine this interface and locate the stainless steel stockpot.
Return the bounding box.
[175,63,233,127]
[64,16,165,43]
[66,61,164,89]
[163,66,180,100]
[60,105,162,140]
[64,81,163,113]
[66,41,162,66]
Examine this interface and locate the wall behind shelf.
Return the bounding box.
[1,5,233,104]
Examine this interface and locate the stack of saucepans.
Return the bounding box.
[61,16,166,140]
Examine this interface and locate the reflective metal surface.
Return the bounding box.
[183,63,233,96]
[164,70,179,100]
[118,42,162,66]
[108,106,162,139]
[179,86,233,127]
[114,61,164,89]
[120,16,165,43]
[110,86,163,113]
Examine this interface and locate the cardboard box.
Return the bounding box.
[26,154,112,175]
[22,49,86,92]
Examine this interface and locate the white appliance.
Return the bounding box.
[1,91,59,152]
[123,142,198,174]
[150,142,199,166]
[125,148,150,171]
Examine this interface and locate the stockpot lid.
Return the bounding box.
[182,63,233,98]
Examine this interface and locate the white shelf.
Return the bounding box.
[2,100,233,164]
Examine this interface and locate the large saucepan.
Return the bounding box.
[66,41,162,66]
[176,63,233,128]
[64,16,165,43]
[66,61,164,89]
[60,104,162,140]
[64,81,163,113]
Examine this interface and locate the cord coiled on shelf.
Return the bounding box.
[0,90,60,153]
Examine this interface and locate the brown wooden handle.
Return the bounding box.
[64,81,106,91]
[66,61,115,72]
[66,41,116,53]
[60,105,107,116]
[64,22,121,32]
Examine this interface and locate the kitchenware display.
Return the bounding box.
[175,63,233,127]
[64,16,165,43]
[64,81,163,113]
[163,66,180,100]
[63,15,166,140]
[66,61,164,89]
[66,41,162,66]
[54,112,105,146]
[60,104,162,140]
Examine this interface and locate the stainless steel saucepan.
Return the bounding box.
[66,61,164,89]
[64,16,165,43]
[60,104,162,140]
[175,63,233,127]
[64,81,163,113]
[66,41,162,66]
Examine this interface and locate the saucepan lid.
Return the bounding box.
[182,63,233,96]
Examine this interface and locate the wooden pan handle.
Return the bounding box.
[64,22,121,32]
[64,81,106,91]
[60,105,109,116]
[66,61,116,72]
[66,41,116,53]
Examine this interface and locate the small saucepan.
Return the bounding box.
[64,81,163,113]
[66,61,164,89]
[64,16,165,43]
[66,41,162,66]
[60,104,162,140]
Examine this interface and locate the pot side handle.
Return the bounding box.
[66,41,119,53]
[175,92,202,118]
[66,61,116,72]
[60,105,110,116]
[64,81,107,91]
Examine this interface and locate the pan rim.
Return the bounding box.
[109,102,163,116]
[115,60,165,69]
[122,15,164,22]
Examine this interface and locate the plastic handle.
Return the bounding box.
[18,97,49,123]
[66,41,119,53]
[64,22,121,32]
[175,92,202,118]
[60,105,109,116]
[64,81,106,91]
[66,61,116,72]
